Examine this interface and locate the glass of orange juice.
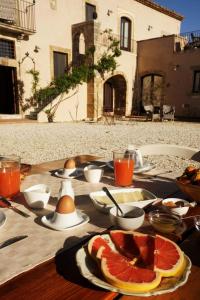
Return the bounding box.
[0,155,21,198]
[113,151,134,187]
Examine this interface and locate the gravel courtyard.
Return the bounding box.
[0,121,200,170]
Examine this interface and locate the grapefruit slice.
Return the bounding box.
[88,235,111,259]
[99,246,161,293]
[110,230,186,277]
[154,234,186,277]
[110,230,140,259]
[110,230,155,266]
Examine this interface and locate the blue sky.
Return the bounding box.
[154,0,200,33]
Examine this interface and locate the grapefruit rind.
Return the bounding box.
[97,245,161,293]
[100,252,161,293]
[154,235,186,277]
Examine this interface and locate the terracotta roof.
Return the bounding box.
[135,0,184,21]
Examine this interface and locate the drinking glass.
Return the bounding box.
[113,151,134,187]
[0,155,21,198]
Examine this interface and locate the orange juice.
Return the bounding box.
[114,159,134,186]
[0,156,20,198]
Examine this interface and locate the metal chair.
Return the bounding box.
[162,105,175,122]
[144,105,160,121]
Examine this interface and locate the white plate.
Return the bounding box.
[54,168,83,179]
[106,161,154,174]
[89,187,157,214]
[0,211,6,228]
[41,211,89,231]
[76,246,191,297]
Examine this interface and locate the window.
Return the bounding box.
[0,39,15,58]
[53,51,68,79]
[120,17,131,51]
[193,71,200,93]
[86,3,96,21]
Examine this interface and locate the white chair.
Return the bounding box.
[162,105,175,122]
[143,105,160,121]
[138,144,200,162]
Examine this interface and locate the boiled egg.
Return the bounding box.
[64,158,76,169]
[56,195,75,214]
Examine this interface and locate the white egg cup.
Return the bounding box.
[63,168,76,177]
[51,211,82,228]
[23,184,51,209]
[84,165,103,183]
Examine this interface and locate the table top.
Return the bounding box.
[1,155,200,300]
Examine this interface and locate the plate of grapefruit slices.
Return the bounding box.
[76,230,191,296]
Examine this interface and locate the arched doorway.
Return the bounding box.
[103,75,126,116]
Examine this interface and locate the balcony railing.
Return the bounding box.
[181,30,200,49]
[0,0,36,34]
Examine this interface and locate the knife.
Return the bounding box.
[0,235,28,249]
[0,196,30,218]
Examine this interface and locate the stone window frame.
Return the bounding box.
[84,0,98,21]
[49,46,71,81]
[192,70,200,94]
[120,17,132,51]
[118,10,134,53]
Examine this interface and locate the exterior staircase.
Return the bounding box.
[26,93,59,120]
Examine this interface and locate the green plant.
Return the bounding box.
[33,29,121,122]
[18,68,40,114]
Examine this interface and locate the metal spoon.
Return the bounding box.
[102,187,124,216]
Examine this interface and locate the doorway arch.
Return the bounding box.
[103,75,126,116]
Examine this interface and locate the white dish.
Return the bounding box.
[55,168,83,179]
[89,188,157,214]
[23,184,51,209]
[162,198,190,216]
[0,211,6,228]
[76,247,191,297]
[41,210,89,231]
[106,161,154,174]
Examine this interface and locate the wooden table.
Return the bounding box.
[1,156,200,300]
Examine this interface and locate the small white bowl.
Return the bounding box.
[109,204,145,230]
[162,198,189,216]
[51,211,82,228]
[63,168,76,177]
[84,165,103,183]
[23,184,51,209]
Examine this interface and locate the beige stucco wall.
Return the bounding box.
[137,35,200,118]
[38,84,87,122]
[1,0,182,121]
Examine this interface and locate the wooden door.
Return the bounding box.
[103,81,113,112]
[0,65,17,114]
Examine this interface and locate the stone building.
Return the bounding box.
[136,33,200,118]
[0,0,182,121]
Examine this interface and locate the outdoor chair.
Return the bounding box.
[138,144,200,162]
[162,105,175,122]
[143,105,160,121]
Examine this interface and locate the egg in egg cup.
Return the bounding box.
[51,195,82,228]
[63,159,76,177]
